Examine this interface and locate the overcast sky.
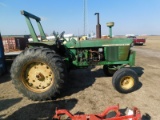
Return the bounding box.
[0,0,160,36]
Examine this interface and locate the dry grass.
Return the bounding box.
[138,36,160,51]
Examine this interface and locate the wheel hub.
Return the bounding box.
[36,73,45,81]
[22,62,54,93]
[120,76,134,90]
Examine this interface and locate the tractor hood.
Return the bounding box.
[64,38,133,48]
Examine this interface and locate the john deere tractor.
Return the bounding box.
[10,10,138,101]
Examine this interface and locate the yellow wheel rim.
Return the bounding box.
[120,76,134,90]
[21,62,54,93]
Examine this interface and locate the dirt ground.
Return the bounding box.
[0,37,160,120]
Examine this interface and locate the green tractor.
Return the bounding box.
[10,10,138,101]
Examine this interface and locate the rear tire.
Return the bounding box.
[11,47,67,101]
[112,68,138,93]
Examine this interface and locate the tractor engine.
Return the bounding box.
[77,48,104,62]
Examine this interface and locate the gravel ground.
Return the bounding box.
[0,39,160,120]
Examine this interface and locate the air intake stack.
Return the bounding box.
[107,22,114,38]
[95,13,101,38]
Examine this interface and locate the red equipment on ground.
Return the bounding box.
[53,105,141,120]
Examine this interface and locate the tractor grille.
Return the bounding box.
[106,46,130,61]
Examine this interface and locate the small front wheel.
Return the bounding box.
[112,68,138,93]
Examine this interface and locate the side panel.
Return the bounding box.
[69,46,135,68]
[106,46,118,61]
[106,46,130,61]
[118,46,130,61]
[129,50,136,66]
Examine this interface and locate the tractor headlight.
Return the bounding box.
[98,48,103,52]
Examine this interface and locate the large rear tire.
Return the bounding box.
[10,47,67,101]
[112,68,138,93]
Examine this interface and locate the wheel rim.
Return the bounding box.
[21,62,54,93]
[120,76,134,90]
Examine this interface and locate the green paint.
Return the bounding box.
[65,38,132,48]
[37,21,46,40]
[109,27,112,38]
[25,16,39,42]
[21,10,46,42]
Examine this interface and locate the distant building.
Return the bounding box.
[125,34,135,37]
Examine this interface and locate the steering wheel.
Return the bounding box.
[53,31,65,48]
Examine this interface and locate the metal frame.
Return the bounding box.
[21,10,46,42]
[53,105,141,120]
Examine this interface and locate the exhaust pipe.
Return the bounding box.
[95,13,101,38]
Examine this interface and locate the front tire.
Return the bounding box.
[112,68,138,93]
[10,47,67,101]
